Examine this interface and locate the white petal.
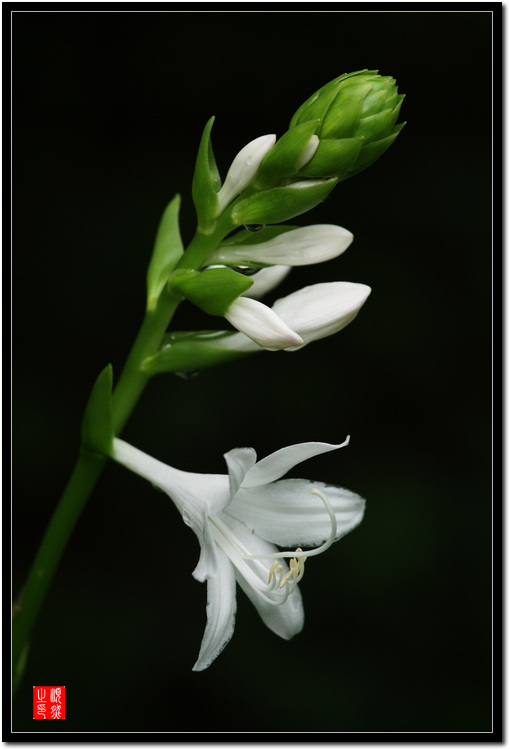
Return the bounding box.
[192,546,237,671]
[211,225,353,267]
[224,447,257,497]
[297,134,319,169]
[272,281,371,350]
[189,506,220,583]
[224,297,303,350]
[242,265,291,299]
[226,479,366,548]
[242,439,349,488]
[216,134,276,214]
[219,515,304,640]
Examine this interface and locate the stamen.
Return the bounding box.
[267,560,279,584]
[278,549,307,588]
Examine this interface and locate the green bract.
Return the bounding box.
[232,178,337,225]
[290,69,405,181]
[253,121,319,189]
[80,364,114,456]
[168,267,254,316]
[192,117,221,231]
[146,194,184,311]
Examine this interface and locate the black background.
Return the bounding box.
[11,5,495,736]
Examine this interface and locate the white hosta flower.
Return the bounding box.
[215,281,371,353]
[112,436,365,671]
[224,296,303,350]
[207,224,353,268]
[216,134,276,215]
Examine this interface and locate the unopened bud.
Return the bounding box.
[290,69,405,181]
[216,134,276,214]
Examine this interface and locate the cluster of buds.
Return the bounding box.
[192,69,404,232]
[288,69,405,181]
[145,71,404,373]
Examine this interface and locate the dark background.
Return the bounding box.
[11,6,495,735]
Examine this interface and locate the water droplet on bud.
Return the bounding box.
[232,266,259,276]
[244,224,265,232]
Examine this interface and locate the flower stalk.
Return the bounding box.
[14,69,404,690]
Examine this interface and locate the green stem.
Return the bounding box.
[175,216,235,271]
[13,450,107,692]
[111,290,181,434]
[12,221,229,691]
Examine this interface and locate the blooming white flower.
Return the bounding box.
[208,224,354,268]
[216,134,276,215]
[213,281,371,353]
[112,436,365,671]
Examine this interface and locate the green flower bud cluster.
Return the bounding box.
[289,69,405,181]
[192,70,404,233]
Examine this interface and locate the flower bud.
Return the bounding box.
[208,224,353,268]
[289,69,405,181]
[224,297,303,350]
[210,281,371,353]
[216,134,276,214]
[140,280,371,375]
